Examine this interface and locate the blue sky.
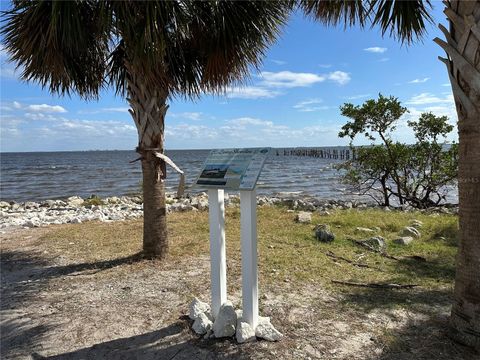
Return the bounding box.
[0,3,456,152]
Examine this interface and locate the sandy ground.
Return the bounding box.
[1,226,477,360]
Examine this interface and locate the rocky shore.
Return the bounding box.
[0,192,458,232]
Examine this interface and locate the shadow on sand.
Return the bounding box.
[1,248,144,358]
[31,319,253,360]
[338,286,478,360]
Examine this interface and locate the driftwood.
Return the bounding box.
[331,280,419,289]
[325,251,382,271]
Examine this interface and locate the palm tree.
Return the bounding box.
[299,0,479,350]
[2,1,287,259]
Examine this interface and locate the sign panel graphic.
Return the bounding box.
[195,148,270,190]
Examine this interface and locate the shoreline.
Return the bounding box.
[0,193,459,233]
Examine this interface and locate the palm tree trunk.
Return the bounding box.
[435,0,480,350]
[127,71,169,259]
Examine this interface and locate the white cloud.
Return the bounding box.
[259,70,350,88]
[442,83,451,87]
[0,67,18,79]
[102,107,129,113]
[271,59,286,65]
[77,107,130,115]
[408,77,430,84]
[13,101,22,109]
[293,99,329,112]
[163,115,344,148]
[1,111,138,151]
[24,112,64,121]
[260,71,325,88]
[26,104,67,113]
[378,57,389,62]
[327,71,351,85]
[344,94,371,100]
[165,124,218,140]
[364,47,387,53]
[170,112,203,121]
[406,93,454,105]
[225,86,280,99]
[224,117,274,128]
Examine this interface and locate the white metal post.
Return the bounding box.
[240,189,259,328]
[208,189,227,318]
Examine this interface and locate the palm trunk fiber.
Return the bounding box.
[127,73,169,259]
[435,0,480,350]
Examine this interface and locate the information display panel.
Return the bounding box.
[195,148,270,190]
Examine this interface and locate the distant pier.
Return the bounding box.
[276,148,354,160]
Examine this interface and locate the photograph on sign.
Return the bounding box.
[195,148,270,190]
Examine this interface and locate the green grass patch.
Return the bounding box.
[39,207,458,292]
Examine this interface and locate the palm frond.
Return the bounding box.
[299,0,367,28]
[2,1,288,99]
[369,0,433,43]
[191,1,289,95]
[300,0,434,44]
[1,0,111,99]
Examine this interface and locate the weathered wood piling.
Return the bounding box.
[276,148,353,160]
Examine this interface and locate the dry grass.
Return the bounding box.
[5,206,476,360]
[39,206,458,292]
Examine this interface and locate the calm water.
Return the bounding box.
[0,149,458,203]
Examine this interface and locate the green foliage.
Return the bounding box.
[338,95,458,208]
[339,94,407,141]
[83,195,105,207]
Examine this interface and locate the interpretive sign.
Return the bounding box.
[199,147,269,329]
[196,147,270,190]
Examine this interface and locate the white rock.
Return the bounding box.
[107,196,120,204]
[362,236,386,251]
[67,196,84,207]
[410,220,423,228]
[197,199,209,211]
[255,316,282,342]
[192,312,213,335]
[394,236,414,245]
[401,226,421,238]
[189,297,210,320]
[236,321,256,343]
[213,302,237,338]
[295,211,312,224]
[24,218,41,228]
[0,201,10,208]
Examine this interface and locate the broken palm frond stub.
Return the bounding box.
[131,148,185,198]
[325,250,382,271]
[331,280,419,289]
[153,151,185,198]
